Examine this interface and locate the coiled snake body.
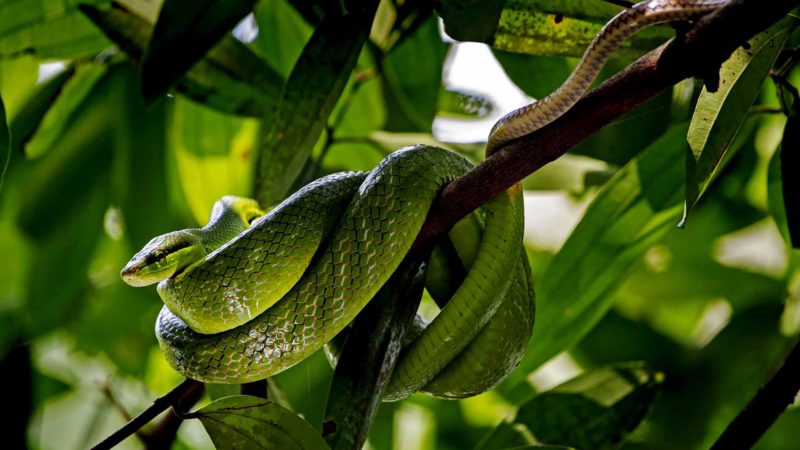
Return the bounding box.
[122,0,725,400]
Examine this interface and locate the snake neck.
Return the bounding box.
[486,0,728,154]
[198,195,265,253]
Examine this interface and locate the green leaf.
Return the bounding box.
[382,15,447,132]
[254,2,378,205]
[80,4,282,117]
[479,363,662,450]
[323,254,427,449]
[0,0,108,59]
[253,0,313,77]
[491,0,671,58]
[8,67,75,157]
[494,51,572,99]
[503,124,690,392]
[171,96,258,224]
[436,0,505,43]
[437,88,495,119]
[191,395,330,450]
[0,90,8,193]
[0,55,39,119]
[23,62,108,159]
[141,0,258,101]
[641,305,793,449]
[684,20,793,222]
[11,67,135,336]
[769,110,800,247]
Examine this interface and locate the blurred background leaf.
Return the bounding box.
[478,363,662,450]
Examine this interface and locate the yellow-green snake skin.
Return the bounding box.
[122,0,725,401]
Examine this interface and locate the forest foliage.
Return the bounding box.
[0,0,799,449]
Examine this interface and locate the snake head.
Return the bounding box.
[121,230,206,287]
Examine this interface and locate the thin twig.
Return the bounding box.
[89,379,203,450]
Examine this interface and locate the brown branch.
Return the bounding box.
[89,379,203,450]
[412,0,799,250]
[710,339,800,449]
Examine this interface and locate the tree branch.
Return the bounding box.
[412,0,799,250]
[89,379,203,450]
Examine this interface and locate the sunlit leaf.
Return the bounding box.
[0,55,39,118]
[0,0,108,59]
[141,0,258,101]
[503,125,689,392]
[684,20,793,222]
[254,2,378,205]
[253,0,313,77]
[80,4,283,117]
[23,62,108,159]
[479,363,662,450]
[491,0,670,58]
[171,97,257,224]
[191,395,330,450]
[8,67,75,157]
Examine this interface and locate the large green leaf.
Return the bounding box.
[436,0,505,43]
[0,0,107,59]
[12,68,130,336]
[191,395,330,450]
[683,20,794,222]
[141,0,258,100]
[502,125,690,394]
[253,0,313,77]
[23,62,108,159]
[171,96,258,224]
[494,51,572,99]
[80,4,283,117]
[254,1,378,205]
[8,67,75,157]
[478,363,662,450]
[382,15,447,132]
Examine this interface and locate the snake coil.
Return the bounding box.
[122,0,727,400]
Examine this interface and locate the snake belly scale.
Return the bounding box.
[122,0,727,400]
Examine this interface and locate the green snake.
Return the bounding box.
[122,0,726,400]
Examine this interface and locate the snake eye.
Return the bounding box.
[149,250,167,263]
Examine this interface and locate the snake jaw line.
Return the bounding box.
[121,231,205,287]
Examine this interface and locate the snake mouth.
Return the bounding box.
[121,260,179,287]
